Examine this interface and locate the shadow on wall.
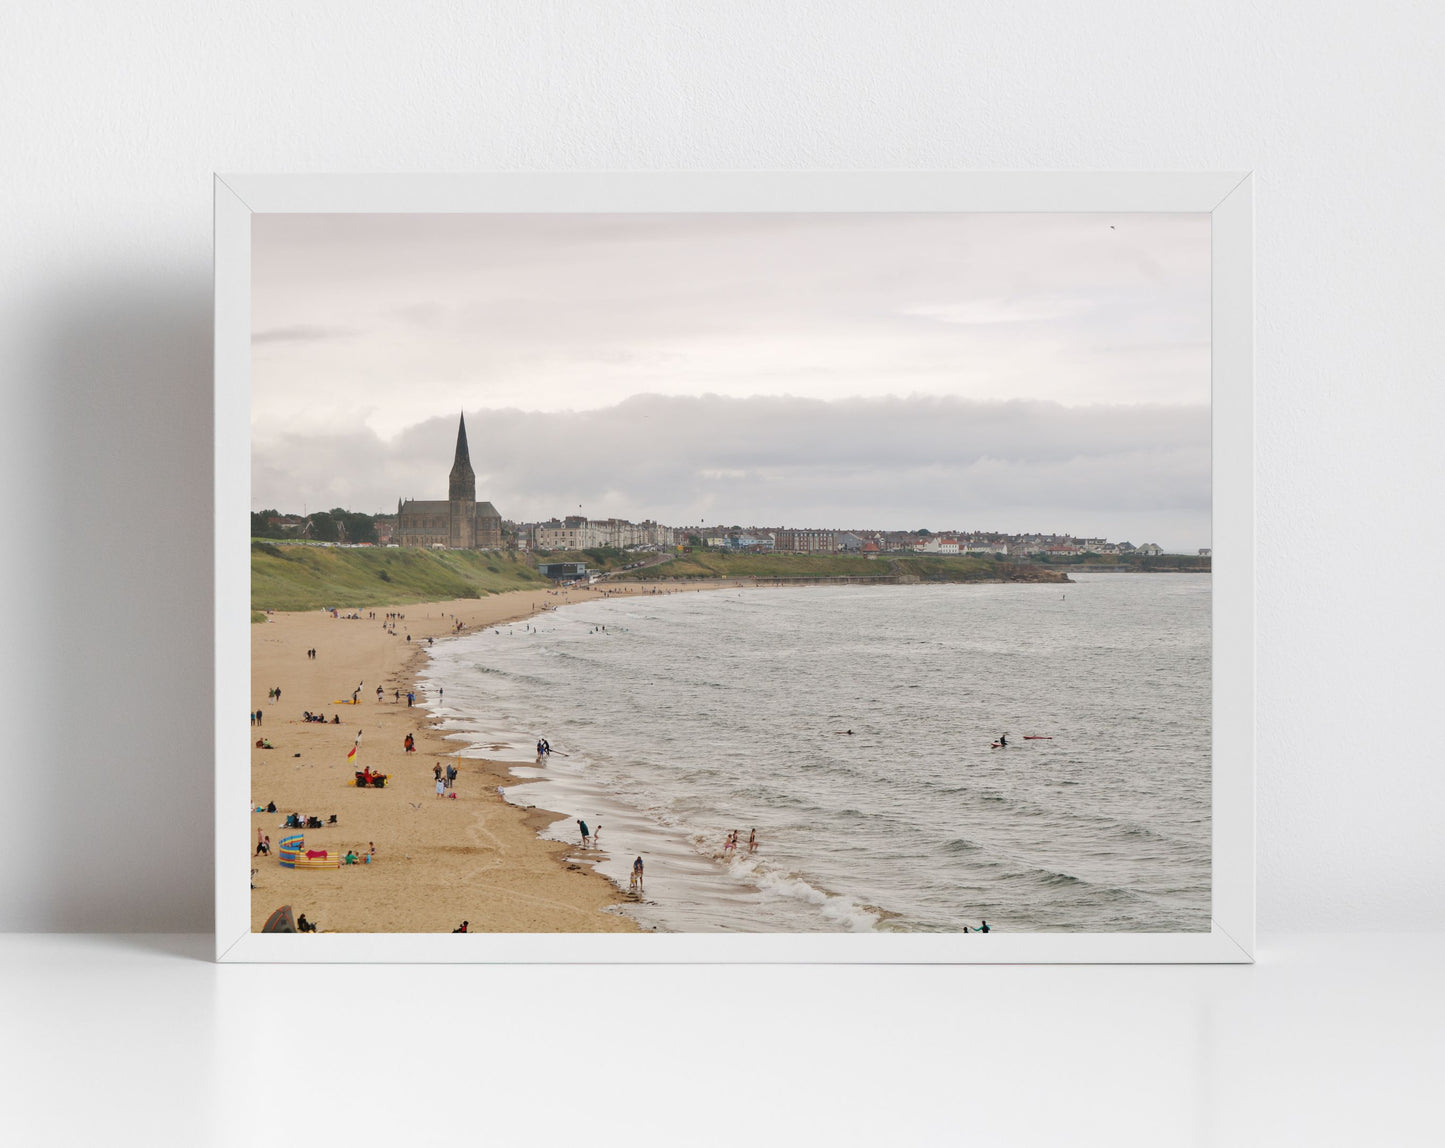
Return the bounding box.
[24,274,214,931]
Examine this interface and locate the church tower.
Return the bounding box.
[448,412,477,549]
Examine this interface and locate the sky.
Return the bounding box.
[252,212,1211,549]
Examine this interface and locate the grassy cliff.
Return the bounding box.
[611,551,1068,583]
[251,543,548,613]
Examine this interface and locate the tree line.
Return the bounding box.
[251,508,379,545]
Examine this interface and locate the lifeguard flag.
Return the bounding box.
[347,743,357,761]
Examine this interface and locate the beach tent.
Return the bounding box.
[261,904,297,933]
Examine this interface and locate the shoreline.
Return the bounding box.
[248,571,1142,933]
[249,581,729,933]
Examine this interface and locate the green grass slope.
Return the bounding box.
[612,551,1067,583]
[252,543,548,613]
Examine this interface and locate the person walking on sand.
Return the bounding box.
[436,776,446,798]
[376,685,383,702]
[255,709,262,727]
[434,762,443,783]
[404,733,415,753]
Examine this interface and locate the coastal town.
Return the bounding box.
[254,508,1208,563]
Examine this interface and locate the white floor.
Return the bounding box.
[3,933,1440,1147]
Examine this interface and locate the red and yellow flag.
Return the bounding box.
[347,743,357,762]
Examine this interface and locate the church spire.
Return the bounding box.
[453,412,471,469]
[448,412,476,504]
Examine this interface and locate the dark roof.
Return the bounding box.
[476,502,500,518]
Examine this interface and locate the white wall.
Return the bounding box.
[3,2,1441,932]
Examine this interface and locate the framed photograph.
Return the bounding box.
[216,172,1253,962]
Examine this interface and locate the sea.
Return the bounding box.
[417,573,1212,933]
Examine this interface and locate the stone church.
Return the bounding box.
[396,414,503,548]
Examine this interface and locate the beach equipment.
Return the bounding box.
[261,905,298,932]
[277,833,340,870]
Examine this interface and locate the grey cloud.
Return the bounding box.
[253,393,1210,550]
[252,324,355,345]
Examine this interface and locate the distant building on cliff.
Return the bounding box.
[395,413,502,549]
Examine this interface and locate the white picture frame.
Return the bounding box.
[216,171,1253,963]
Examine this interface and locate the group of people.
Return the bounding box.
[302,711,341,724]
[267,686,282,704]
[577,819,598,848]
[535,738,552,758]
[284,812,332,829]
[305,647,317,660]
[723,828,758,855]
[434,760,459,793]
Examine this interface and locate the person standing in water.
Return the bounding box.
[578,819,590,848]
[748,828,757,854]
[631,856,644,892]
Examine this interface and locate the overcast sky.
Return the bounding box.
[252,212,1211,548]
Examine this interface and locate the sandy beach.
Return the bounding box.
[249,582,722,933]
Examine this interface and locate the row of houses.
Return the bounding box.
[527,516,679,551]
[287,511,1195,561]
[692,528,1181,558]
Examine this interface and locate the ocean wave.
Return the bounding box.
[725,855,880,932]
